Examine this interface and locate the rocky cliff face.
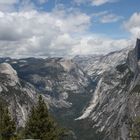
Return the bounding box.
[0,57,94,140]
[6,58,90,109]
[74,49,129,80]
[76,39,140,140]
[1,39,140,140]
[0,63,38,127]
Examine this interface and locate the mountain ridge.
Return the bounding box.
[0,39,140,140]
[76,39,140,140]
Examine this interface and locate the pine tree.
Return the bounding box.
[24,95,64,140]
[0,100,16,140]
[130,117,140,140]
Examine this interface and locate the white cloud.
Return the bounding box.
[0,1,131,58]
[124,12,140,38]
[74,0,117,6]
[91,0,116,6]
[71,35,132,55]
[0,9,92,57]
[0,0,34,12]
[0,0,19,12]
[0,8,130,58]
[0,0,48,12]
[0,0,18,4]
[100,13,122,23]
[92,11,122,23]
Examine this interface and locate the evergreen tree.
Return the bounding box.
[0,99,16,140]
[24,95,64,140]
[130,117,140,140]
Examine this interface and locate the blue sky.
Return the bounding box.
[0,0,139,57]
[28,0,140,37]
[34,0,140,38]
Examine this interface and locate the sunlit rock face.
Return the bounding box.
[0,63,19,86]
[9,57,90,108]
[0,57,95,140]
[1,39,140,140]
[0,57,91,123]
[76,39,140,140]
[0,63,38,127]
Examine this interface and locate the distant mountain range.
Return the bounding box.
[0,39,140,140]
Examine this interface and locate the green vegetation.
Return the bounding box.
[130,117,140,140]
[53,91,105,140]
[0,95,104,140]
[24,95,65,140]
[0,99,16,140]
[131,85,140,93]
[0,96,66,140]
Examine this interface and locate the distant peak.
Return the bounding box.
[0,63,19,86]
[0,63,17,75]
[136,38,140,46]
[136,39,140,60]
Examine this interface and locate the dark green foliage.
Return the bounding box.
[53,91,105,140]
[131,85,140,93]
[24,95,64,140]
[0,99,16,140]
[130,117,140,140]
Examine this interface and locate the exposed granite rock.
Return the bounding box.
[77,39,140,140]
[0,63,38,127]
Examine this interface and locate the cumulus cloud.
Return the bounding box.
[91,0,116,6]
[0,8,130,58]
[75,0,117,6]
[0,0,18,4]
[92,11,122,23]
[0,9,92,57]
[0,0,131,58]
[0,0,49,12]
[100,13,122,23]
[0,0,34,12]
[124,12,140,38]
[0,0,19,12]
[71,36,132,55]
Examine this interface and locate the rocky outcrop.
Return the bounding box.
[74,49,129,80]
[0,63,38,127]
[1,39,140,140]
[2,57,90,109]
[0,57,94,140]
[136,38,140,60]
[76,39,140,140]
